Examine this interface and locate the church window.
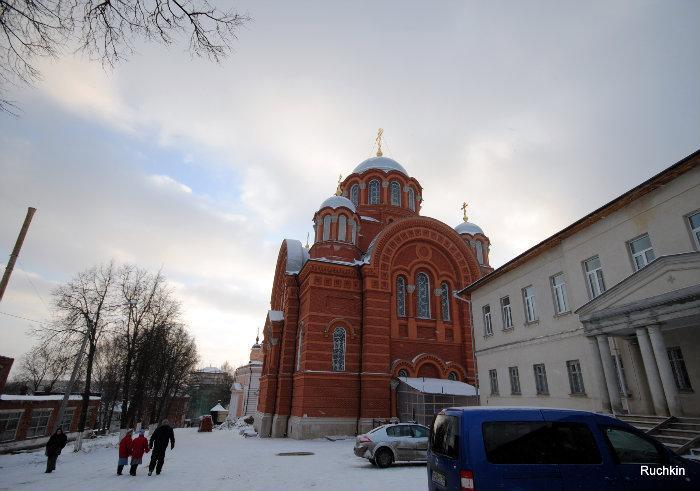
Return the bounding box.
[369,179,380,204]
[448,371,458,381]
[416,272,431,319]
[407,188,415,211]
[332,327,346,371]
[351,219,358,244]
[441,282,451,321]
[322,215,331,241]
[338,215,347,241]
[396,276,406,317]
[390,181,401,206]
[475,240,484,264]
[398,369,408,378]
[350,184,360,207]
[296,326,303,372]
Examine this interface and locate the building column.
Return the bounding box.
[647,325,682,416]
[596,335,623,413]
[635,327,669,416]
[588,337,611,411]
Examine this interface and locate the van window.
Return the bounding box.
[431,414,459,458]
[483,422,601,464]
[603,427,664,464]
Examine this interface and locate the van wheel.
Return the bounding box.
[375,448,393,468]
[369,458,377,466]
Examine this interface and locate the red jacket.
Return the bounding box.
[131,434,150,459]
[118,433,132,458]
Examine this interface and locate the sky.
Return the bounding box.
[1,1,698,370]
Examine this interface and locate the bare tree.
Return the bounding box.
[0,0,249,113]
[16,337,72,392]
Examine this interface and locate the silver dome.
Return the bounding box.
[455,221,485,236]
[319,195,357,213]
[352,156,408,176]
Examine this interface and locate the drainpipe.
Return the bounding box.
[356,265,365,436]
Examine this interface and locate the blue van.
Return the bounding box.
[427,407,700,491]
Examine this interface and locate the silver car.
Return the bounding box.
[354,423,429,468]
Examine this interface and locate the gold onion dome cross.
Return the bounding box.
[375,128,384,157]
[461,202,469,222]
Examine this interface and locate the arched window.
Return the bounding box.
[338,215,347,242]
[390,181,401,206]
[332,327,346,371]
[448,371,457,381]
[351,219,357,244]
[416,272,431,319]
[369,179,380,204]
[396,276,406,317]
[295,325,303,372]
[322,215,331,241]
[475,240,484,265]
[398,369,408,378]
[350,184,359,207]
[407,188,415,211]
[441,282,451,321]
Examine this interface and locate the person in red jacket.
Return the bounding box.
[129,430,150,476]
[117,429,133,475]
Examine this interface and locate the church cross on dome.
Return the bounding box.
[461,202,469,222]
[375,128,384,157]
[335,174,343,196]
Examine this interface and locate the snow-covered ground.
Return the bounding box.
[0,427,428,491]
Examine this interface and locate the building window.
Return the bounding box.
[440,282,451,321]
[338,215,347,241]
[332,327,346,371]
[322,215,331,241]
[295,326,303,372]
[407,188,415,211]
[396,276,406,317]
[500,296,513,329]
[508,366,521,395]
[483,305,493,336]
[351,219,358,244]
[350,184,359,207]
[668,347,692,391]
[369,179,380,204]
[26,408,52,439]
[0,411,23,442]
[566,360,586,395]
[416,272,431,319]
[584,256,606,299]
[61,407,75,431]
[398,369,408,378]
[390,181,401,206]
[550,273,569,314]
[522,286,537,323]
[475,241,484,265]
[689,211,700,249]
[533,364,549,395]
[489,369,499,395]
[612,354,630,396]
[447,371,458,381]
[628,233,655,271]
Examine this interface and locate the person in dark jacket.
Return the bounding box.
[129,430,150,475]
[148,419,175,476]
[45,427,68,473]
[117,429,133,475]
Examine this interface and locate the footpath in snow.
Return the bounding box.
[0,427,427,491]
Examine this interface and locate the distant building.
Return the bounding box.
[228,337,263,419]
[186,366,231,421]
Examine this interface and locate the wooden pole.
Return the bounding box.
[0,207,37,303]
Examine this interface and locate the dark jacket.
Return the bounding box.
[149,424,175,452]
[46,430,68,456]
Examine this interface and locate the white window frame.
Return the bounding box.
[583,255,606,299]
[500,296,513,330]
[61,407,75,431]
[26,408,52,439]
[0,410,24,442]
[483,305,493,336]
[566,359,586,395]
[416,272,431,319]
[350,184,360,207]
[628,233,655,271]
[522,285,537,323]
[368,179,381,205]
[508,366,521,395]
[687,210,700,250]
[390,181,401,206]
[489,369,499,396]
[550,273,570,315]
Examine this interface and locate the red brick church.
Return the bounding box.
[255,140,491,438]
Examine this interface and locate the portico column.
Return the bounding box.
[596,335,623,413]
[635,327,669,416]
[647,325,682,416]
[588,337,611,411]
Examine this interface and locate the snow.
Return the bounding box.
[284,239,309,274]
[0,427,427,491]
[353,156,409,176]
[399,377,477,396]
[0,395,101,401]
[454,221,484,236]
[361,216,380,222]
[210,403,226,412]
[198,366,222,373]
[268,310,284,322]
[318,196,357,213]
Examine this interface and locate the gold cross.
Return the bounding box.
[335,174,343,196]
[461,202,469,222]
[375,128,384,157]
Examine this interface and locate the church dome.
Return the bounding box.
[319,195,357,213]
[352,156,408,176]
[455,221,484,236]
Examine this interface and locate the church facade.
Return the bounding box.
[254,145,491,439]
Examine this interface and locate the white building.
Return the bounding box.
[460,150,700,433]
[228,337,263,419]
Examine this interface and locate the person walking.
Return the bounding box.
[117,429,133,475]
[148,419,175,476]
[129,430,150,476]
[45,427,68,473]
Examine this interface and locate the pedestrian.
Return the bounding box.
[129,430,150,476]
[45,427,68,473]
[117,429,133,475]
[148,419,175,476]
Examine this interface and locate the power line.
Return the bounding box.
[17,261,49,309]
[0,310,51,326]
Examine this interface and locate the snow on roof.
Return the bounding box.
[319,195,357,213]
[285,239,309,274]
[352,156,409,176]
[399,377,477,396]
[0,394,101,401]
[268,310,284,322]
[361,216,380,222]
[198,366,223,373]
[455,221,485,236]
[210,403,227,412]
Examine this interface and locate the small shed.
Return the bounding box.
[396,377,478,428]
[210,402,228,424]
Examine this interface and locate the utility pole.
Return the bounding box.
[50,328,89,436]
[0,207,37,304]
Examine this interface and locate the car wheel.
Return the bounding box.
[369,458,377,466]
[375,448,393,468]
